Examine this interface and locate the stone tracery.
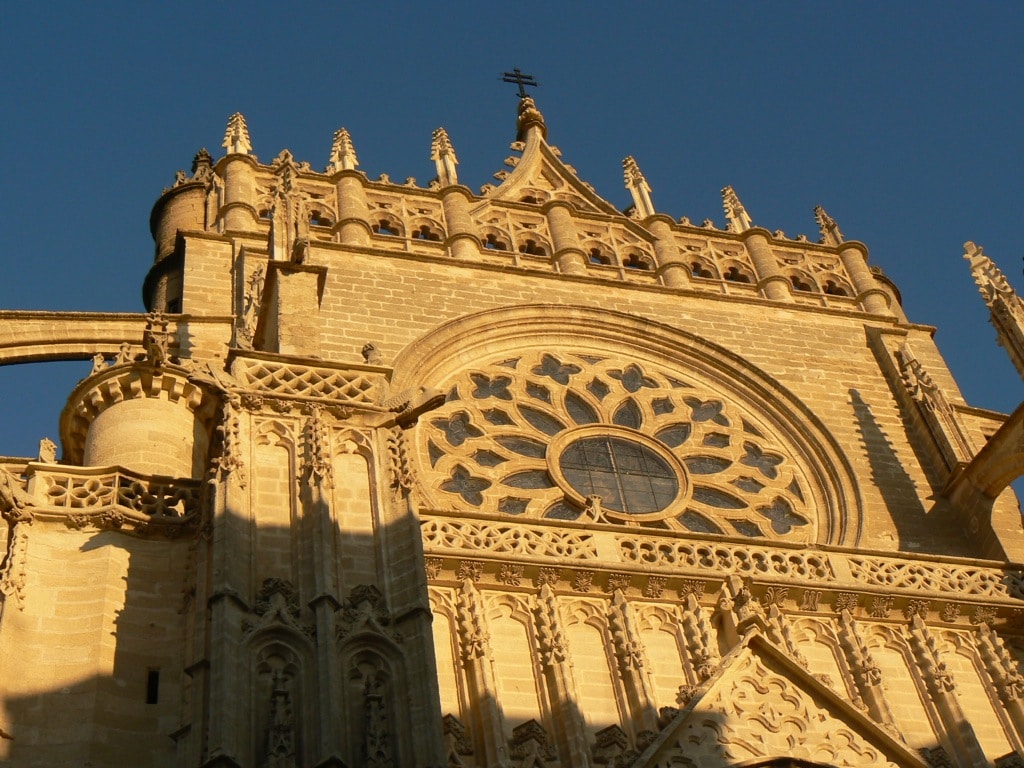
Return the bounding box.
[420,349,814,542]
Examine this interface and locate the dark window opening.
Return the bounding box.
[412,225,441,241]
[588,248,611,265]
[483,233,508,251]
[691,262,714,278]
[623,254,651,271]
[723,266,751,283]
[560,436,678,515]
[518,239,546,256]
[823,280,848,296]
[373,220,399,236]
[790,275,813,292]
[146,669,160,704]
[166,298,182,314]
[309,211,332,227]
[521,195,539,204]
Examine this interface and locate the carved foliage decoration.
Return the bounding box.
[255,643,302,768]
[650,641,903,768]
[421,518,597,560]
[420,350,813,542]
[348,650,398,768]
[243,578,314,642]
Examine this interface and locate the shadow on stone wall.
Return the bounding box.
[849,388,969,557]
[0,507,1012,768]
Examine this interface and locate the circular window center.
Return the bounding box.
[558,435,679,515]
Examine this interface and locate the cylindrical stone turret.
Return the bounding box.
[61,364,218,480]
[544,201,587,275]
[742,228,793,302]
[838,241,892,315]
[646,215,691,289]
[219,154,259,232]
[440,186,482,259]
[334,171,373,246]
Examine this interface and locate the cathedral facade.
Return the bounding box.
[1,97,1024,767]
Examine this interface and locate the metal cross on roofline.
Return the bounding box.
[501,68,539,98]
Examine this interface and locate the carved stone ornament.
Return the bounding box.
[422,350,814,541]
[215,392,246,485]
[242,578,313,641]
[455,579,489,662]
[441,714,474,763]
[37,438,57,464]
[302,406,332,486]
[362,670,395,768]
[592,723,639,767]
[0,521,30,608]
[0,466,34,524]
[532,584,567,667]
[385,428,414,495]
[335,584,394,642]
[142,311,172,367]
[262,669,298,768]
[509,719,557,764]
[639,634,910,768]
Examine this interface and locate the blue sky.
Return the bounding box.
[0,3,1021,458]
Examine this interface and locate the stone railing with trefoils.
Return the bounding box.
[26,465,202,534]
[420,511,1024,605]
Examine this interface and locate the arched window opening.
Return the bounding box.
[623,253,652,271]
[483,233,509,251]
[259,209,272,221]
[789,274,814,292]
[823,280,849,297]
[691,261,714,279]
[373,220,400,236]
[518,239,546,256]
[589,248,611,265]
[412,224,441,241]
[723,266,752,284]
[520,195,539,204]
[309,210,333,227]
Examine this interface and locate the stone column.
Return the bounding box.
[333,171,372,246]
[908,616,987,767]
[839,241,892,315]
[219,155,258,232]
[456,579,512,768]
[835,609,897,728]
[299,409,346,766]
[439,185,482,260]
[645,215,691,289]
[976,623,1024,747]
[532,584,591,767]
[741,227,792,302]
[608,590,659,733]
[544,201,587,275]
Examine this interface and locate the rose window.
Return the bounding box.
[418,351,814,542]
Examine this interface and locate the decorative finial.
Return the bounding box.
[516,96,546,141]
[622,156,655,219]
[721,186,752,233]
[222,113,252,156]
[328,128,358,172]
[192,148,213,173]
[430,127,459,187]
[814,205,844,246]
[898,343,934,403]
[501,68,539,99]
[964,240,1015,306]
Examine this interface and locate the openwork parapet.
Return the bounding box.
[28,465,201,534]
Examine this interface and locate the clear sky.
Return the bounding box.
[0,3,1021,459]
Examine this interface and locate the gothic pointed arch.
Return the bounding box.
[392,305,863,546]
[480,98,621,216]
